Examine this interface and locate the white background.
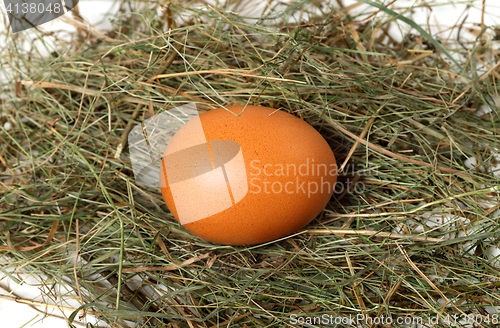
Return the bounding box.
[0,0,499,327]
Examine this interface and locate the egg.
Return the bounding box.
[159,105,337,246]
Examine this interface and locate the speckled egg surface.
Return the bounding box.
[159,105,337,246]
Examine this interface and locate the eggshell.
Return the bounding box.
[159,105,337,246]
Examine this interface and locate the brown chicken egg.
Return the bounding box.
[159,105,337,246]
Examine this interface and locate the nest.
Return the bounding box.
[1,0,500,327]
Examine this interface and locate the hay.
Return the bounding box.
[1,0,500,327]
